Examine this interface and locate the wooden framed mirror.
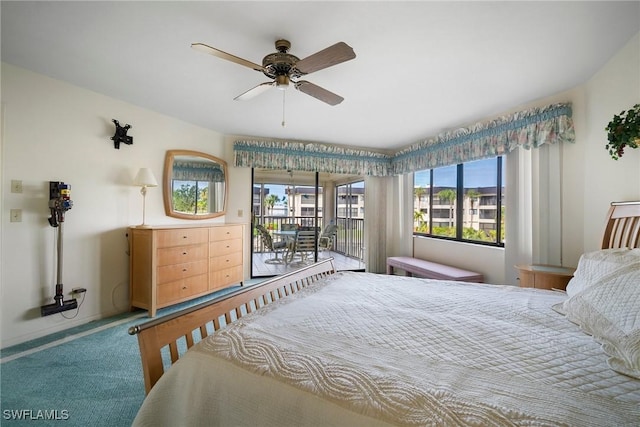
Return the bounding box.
[163,150,228,220]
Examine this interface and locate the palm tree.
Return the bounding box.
[264,194,280,217]
[437,188,456,228]
[466,189,481,230]
[414,186,427,206]
[414,187,427,230]
[413,210,424,231]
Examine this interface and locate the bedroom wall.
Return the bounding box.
[0,63,246,348]
[554,31,639,267]
[412,31,640,285]
[581,32,640,251]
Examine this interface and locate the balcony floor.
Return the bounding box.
[252,250,364,277]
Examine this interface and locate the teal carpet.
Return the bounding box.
[0,284,252,426]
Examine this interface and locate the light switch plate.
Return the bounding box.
[10,209,22,222]
[11,180,23,194]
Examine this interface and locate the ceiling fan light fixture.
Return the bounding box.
[275,75,290,90]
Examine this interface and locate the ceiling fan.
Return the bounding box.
[191,39,356,106]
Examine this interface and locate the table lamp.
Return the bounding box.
[134,168,158,227]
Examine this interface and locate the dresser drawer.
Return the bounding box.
[157,243,208,266]
[209,238,242,256]
[210,251,242,270]
[157,274,209,305]
[157,260,208,285]
[156,228,209,248]
[129,224,245,317]
[210,225,242,242]
[210,265,243,290]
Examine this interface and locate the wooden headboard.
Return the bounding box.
[601,201,640,249]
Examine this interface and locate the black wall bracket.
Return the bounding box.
[110,119,133,149]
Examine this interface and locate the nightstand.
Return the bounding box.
[514,264,576,291]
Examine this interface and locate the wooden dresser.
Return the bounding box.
[129,224,244,317]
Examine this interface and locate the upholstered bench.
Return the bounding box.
[386,256,484,283]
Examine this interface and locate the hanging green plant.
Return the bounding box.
[605,104,640,160]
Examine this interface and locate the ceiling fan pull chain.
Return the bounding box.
[281,90,286,128]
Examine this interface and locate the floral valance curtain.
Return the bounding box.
[233,103,574,176]
[234,140,392,176]
[392,103,574,175]
[172,160,225,182]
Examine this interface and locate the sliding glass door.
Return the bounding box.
[251,169,365,277]
[335,181,364,261]
[251,169,320,277]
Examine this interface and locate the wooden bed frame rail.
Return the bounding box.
[601,201,640,249]
[129,258,337,394]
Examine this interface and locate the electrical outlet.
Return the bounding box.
[237,209,243,217]
[71,288,87,298]
[10,209,22,222]
[11,180,23,194]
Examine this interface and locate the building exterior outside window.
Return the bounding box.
[414,157,505,245]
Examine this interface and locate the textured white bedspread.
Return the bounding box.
[133,272,640,426]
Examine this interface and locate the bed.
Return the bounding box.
[129,201,640,426]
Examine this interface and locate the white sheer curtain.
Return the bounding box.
[363,175,388,273]
[393,173,415,258]
[504,143,563,284]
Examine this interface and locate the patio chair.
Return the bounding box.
[290,230,317,265]
[318,223,338,253]
[255,224,287,264]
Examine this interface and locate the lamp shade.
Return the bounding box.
[134,168,158,187]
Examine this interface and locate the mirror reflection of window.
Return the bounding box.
[172,160,223,215]
[163,150,228,220]
[171,180,211,215]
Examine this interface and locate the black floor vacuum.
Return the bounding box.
[41,181,78,317]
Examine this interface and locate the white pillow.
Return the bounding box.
[565,248,640,297]
[563,261,640,379]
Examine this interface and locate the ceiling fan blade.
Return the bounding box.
[295,42,356,75]
[191,43,264,72]
[234,82,275,101]
[295,81,344,106]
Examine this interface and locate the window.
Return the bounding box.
[338,194,359,204]
[413,156,505,246]
[301,194,316,205]
[300,207,317,217]
[172,180,210,215]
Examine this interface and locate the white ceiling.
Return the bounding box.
[2,1,639,151]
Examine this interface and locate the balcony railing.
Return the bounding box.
[335,217,364,259]
[253,216,364,261]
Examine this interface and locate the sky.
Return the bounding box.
[259,157,504,198]
[414,157,505,188]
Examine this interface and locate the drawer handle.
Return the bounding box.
[182,286,187,290]
[182,235,188,239]
[182,268,187,272]
[182,252,187,255]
